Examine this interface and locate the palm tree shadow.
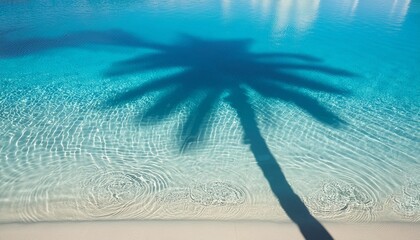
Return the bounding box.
[0,28,357,238]
[105,33,357,240]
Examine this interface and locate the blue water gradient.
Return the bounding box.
[0,0,419,229]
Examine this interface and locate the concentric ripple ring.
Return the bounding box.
[80,167,169,218]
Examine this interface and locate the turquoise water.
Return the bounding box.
[0,0,419,230]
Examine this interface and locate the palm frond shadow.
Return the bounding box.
[106,34,357,240]
[0,29,158,58]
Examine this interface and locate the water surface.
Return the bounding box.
[0,0,419,226]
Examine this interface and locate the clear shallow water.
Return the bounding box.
[0,0,419,226]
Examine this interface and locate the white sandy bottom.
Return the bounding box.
[0,221,419,240]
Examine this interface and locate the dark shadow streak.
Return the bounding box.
[227,86,333,240]
[180,90,221,151]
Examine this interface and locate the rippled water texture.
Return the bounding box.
[0,0,419,224]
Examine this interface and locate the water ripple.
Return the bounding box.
[305,180,377,221]
[190,181,246,207]
[79,167,169,218]
[156,181,249,219]
[391,179,420,221]
[157,188,205,218]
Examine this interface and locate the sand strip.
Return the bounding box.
[0,220,419,240]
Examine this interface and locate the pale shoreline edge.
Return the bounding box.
[1,220,419,240]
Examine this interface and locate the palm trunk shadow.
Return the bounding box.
[227,86,333,240]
